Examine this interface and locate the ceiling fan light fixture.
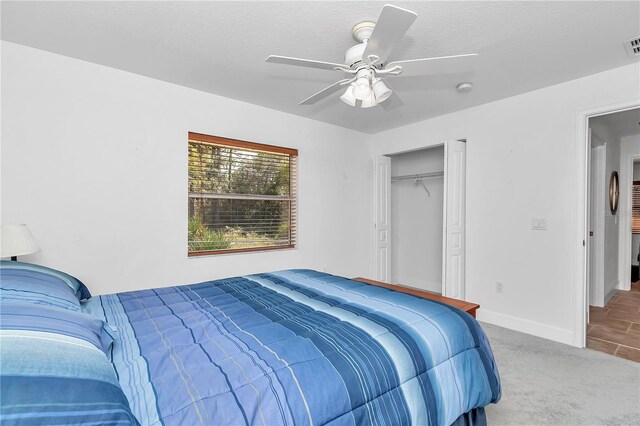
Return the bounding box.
[266,5,478,112]
[361,92,378,108]
[340,85,357,107]
[352,77,372,100]
[372,78,392,103]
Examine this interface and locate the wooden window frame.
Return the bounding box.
[189,132,298,156]
[188,132,298,257]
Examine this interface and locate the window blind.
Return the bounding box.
[633,181,640,234]
[187,132,297,255]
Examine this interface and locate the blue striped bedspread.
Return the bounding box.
[85,269,501,426]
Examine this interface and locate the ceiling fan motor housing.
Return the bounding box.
[345,43,367,67]
[345,21,376,68]
[352,21,375,42]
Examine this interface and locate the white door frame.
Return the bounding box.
[588,143,606,307]
[573,100,640,347]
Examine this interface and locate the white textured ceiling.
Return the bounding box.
[2,1,639,134]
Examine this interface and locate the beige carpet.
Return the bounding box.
[481,322,640,425]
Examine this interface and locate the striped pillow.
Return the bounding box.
[0,302,138,425]
[0,261,91,312]
[0,302,115,354]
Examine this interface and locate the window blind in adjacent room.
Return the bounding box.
[187,132,298,256]
[633,181,640,234]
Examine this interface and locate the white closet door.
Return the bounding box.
[443,141,466,298]
[374,156,391,282]
[588,143,606,307]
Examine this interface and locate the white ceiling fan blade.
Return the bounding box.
[387,53,478,77]
[363,5,417,65]
[381,92,403,111]
[266,55,347,71]
[299,79,352,105]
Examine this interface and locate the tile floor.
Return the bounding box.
[587,281,640,362]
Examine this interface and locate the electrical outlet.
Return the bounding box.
[495,281,504,293]
[531,217,547,231]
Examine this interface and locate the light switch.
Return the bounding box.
[531,217,547,231]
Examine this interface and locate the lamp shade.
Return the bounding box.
[0,225,40,258]
[372,79,392,103]
[340,85,357,107]
[361,92,378,108]
[352,77,372,101]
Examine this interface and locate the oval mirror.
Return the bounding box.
[609,171,619,215]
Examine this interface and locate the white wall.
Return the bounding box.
[390,147,444,292]
[370,62,640,345]
[1,42,372,295]
[604,134,621,299]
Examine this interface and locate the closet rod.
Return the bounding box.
[391,171,444,182]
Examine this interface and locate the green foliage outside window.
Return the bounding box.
[188,140,296,254]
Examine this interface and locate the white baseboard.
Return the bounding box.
[477,309,575,346]
[616,279,630,291]
[604,287,617,305]
[392,276,441,293]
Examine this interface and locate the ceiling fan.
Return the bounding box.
[265,4,477,109]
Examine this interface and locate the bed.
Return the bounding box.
[1,264,501,426]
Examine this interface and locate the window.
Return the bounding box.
[633,181,640,234]
[188,132,297,256]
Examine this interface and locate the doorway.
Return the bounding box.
[373,140,466,298]
[585,107,640,362]
[631,160,640,286]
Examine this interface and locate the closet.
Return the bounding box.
[390,146,445,294]
[374,140,466,299]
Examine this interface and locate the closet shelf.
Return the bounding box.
[390,171,444,182]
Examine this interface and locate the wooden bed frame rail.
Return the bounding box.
[352,277,479,318]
